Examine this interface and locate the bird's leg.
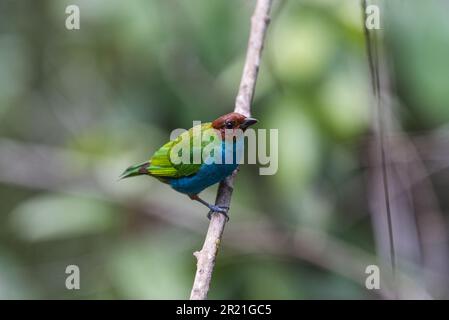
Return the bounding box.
[189,194,229,221]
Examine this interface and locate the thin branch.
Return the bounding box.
[362,0,397,292]
[189,0,273,300]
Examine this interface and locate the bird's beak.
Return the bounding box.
[240,117,258,130]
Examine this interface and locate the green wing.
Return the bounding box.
[147,123,217,178]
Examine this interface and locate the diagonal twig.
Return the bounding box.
[189,0,273,300]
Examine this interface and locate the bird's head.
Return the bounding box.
[211,112,258,133]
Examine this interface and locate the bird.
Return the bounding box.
[120,112,258,220]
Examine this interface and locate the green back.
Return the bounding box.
[147,123,219,178]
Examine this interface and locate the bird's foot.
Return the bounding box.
[207,205,230,221]
[188,194,230,221]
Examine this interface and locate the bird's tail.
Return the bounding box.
[119,161,150,179]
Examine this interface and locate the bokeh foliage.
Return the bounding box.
[1,0,448,299]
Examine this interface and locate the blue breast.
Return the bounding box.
[168,140,242,195]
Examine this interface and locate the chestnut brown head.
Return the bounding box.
[211,112,258,131]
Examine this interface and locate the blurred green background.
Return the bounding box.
[1,0,449,299]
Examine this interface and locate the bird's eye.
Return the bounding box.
[225,121,234,129]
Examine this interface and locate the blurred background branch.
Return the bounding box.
[363,0,449,299]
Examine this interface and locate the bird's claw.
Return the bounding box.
[207,205,230,221]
